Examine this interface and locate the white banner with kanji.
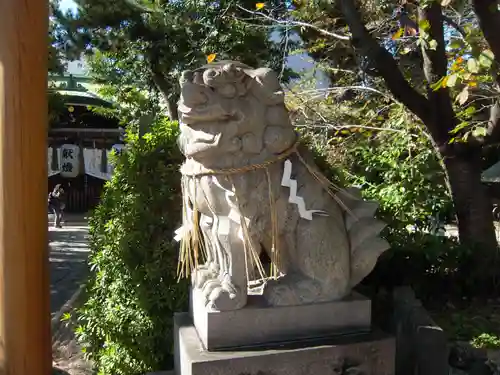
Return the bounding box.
[60,144,80,178]
[48,144,125,180]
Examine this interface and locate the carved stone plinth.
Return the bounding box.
[174,313,395,375]
[191,289,372,350]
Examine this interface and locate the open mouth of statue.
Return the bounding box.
[178,102,241,157]
[183,128,222,156]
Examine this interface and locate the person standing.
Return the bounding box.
[48,184,66,228]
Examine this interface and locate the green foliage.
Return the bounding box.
[366,230,476,296]
[49,2,66,74]
[52,0,296,111]
[48,91,68,127]
[341,108,453,231]
[433,305,500,348]
[76,119,188,375]
[291,83,453,232]
[471,333,500,349]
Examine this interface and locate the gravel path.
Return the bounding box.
[49,214,94,375]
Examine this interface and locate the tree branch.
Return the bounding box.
[150,63,179,121]
[418,3,457,145]
[442,15,466,37]
[236,5,351,41]
[472,0,500,68]
[472,0,500,143]
[486,101,500,143]
[338,0,432,125]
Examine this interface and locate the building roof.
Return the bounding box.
[55,89,114,108]
[482,161,500,183]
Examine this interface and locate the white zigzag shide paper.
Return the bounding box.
[281,159,328,220]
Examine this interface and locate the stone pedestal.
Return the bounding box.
[174,292,395,375]
[190,290,372,350]
[174,313,395,375]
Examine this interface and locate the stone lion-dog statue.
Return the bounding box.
[174,61,389,311]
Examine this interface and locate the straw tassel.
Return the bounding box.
[177,176,205,279]
[266,168,280,279]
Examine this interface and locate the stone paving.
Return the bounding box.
[49,213,94,375]
[49,214,90,318]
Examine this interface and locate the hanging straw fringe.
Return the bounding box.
[228,175,267,284]
[265,168,280,279]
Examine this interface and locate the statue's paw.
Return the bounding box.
[192,267,217,289]
[263,282,300,306]
[207,261,220,274]
[207,284,246,311]
[201,279,221,302]
[201,274,246,311]
[263,278,322,306]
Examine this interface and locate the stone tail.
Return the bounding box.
[336,188,390,288]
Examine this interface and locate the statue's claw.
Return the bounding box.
[202,275,245,311]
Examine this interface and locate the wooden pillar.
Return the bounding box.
[0,0,52,374]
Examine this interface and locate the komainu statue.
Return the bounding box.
[174,61,389,311]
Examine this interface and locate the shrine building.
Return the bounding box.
[48,63,125,213]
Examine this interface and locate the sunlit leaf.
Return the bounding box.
[450,121,469,134]
[479,49,494,68]
[456,86,469,105]
[431,77,446,90]
[467,58,479,73]
[392,28,404,41]
[401,47,412,55]
[465,106,476,116]
[472,126,487,138]
[449,39,464,49]
[441,0,452,6]
[418,20,430,31]
[468,81,478,87]
[206,53,216,63]
[429,39,438,50]
[446,74,458,87]
[441,76,449,88]
[255,2,265,10]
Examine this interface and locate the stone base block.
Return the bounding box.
[174,313,395,375]
[191,290,372,350]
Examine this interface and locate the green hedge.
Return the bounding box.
[76,119,188,375]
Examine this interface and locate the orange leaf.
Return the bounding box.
[256,2,265,9]
[392,28,404,41]
[456,56,464,64]
[206,53,216,63]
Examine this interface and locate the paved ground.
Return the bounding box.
[49,214,90,318]
[49,213,94,375]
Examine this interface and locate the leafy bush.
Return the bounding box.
[363,230,478,297]
[300,103,453,232]
[76,119,188,375]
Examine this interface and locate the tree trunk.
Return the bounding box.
[150,67,179,121]
[166,98,179,121]
[444,150,498,278]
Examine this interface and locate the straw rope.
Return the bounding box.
[180,140,300,177]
